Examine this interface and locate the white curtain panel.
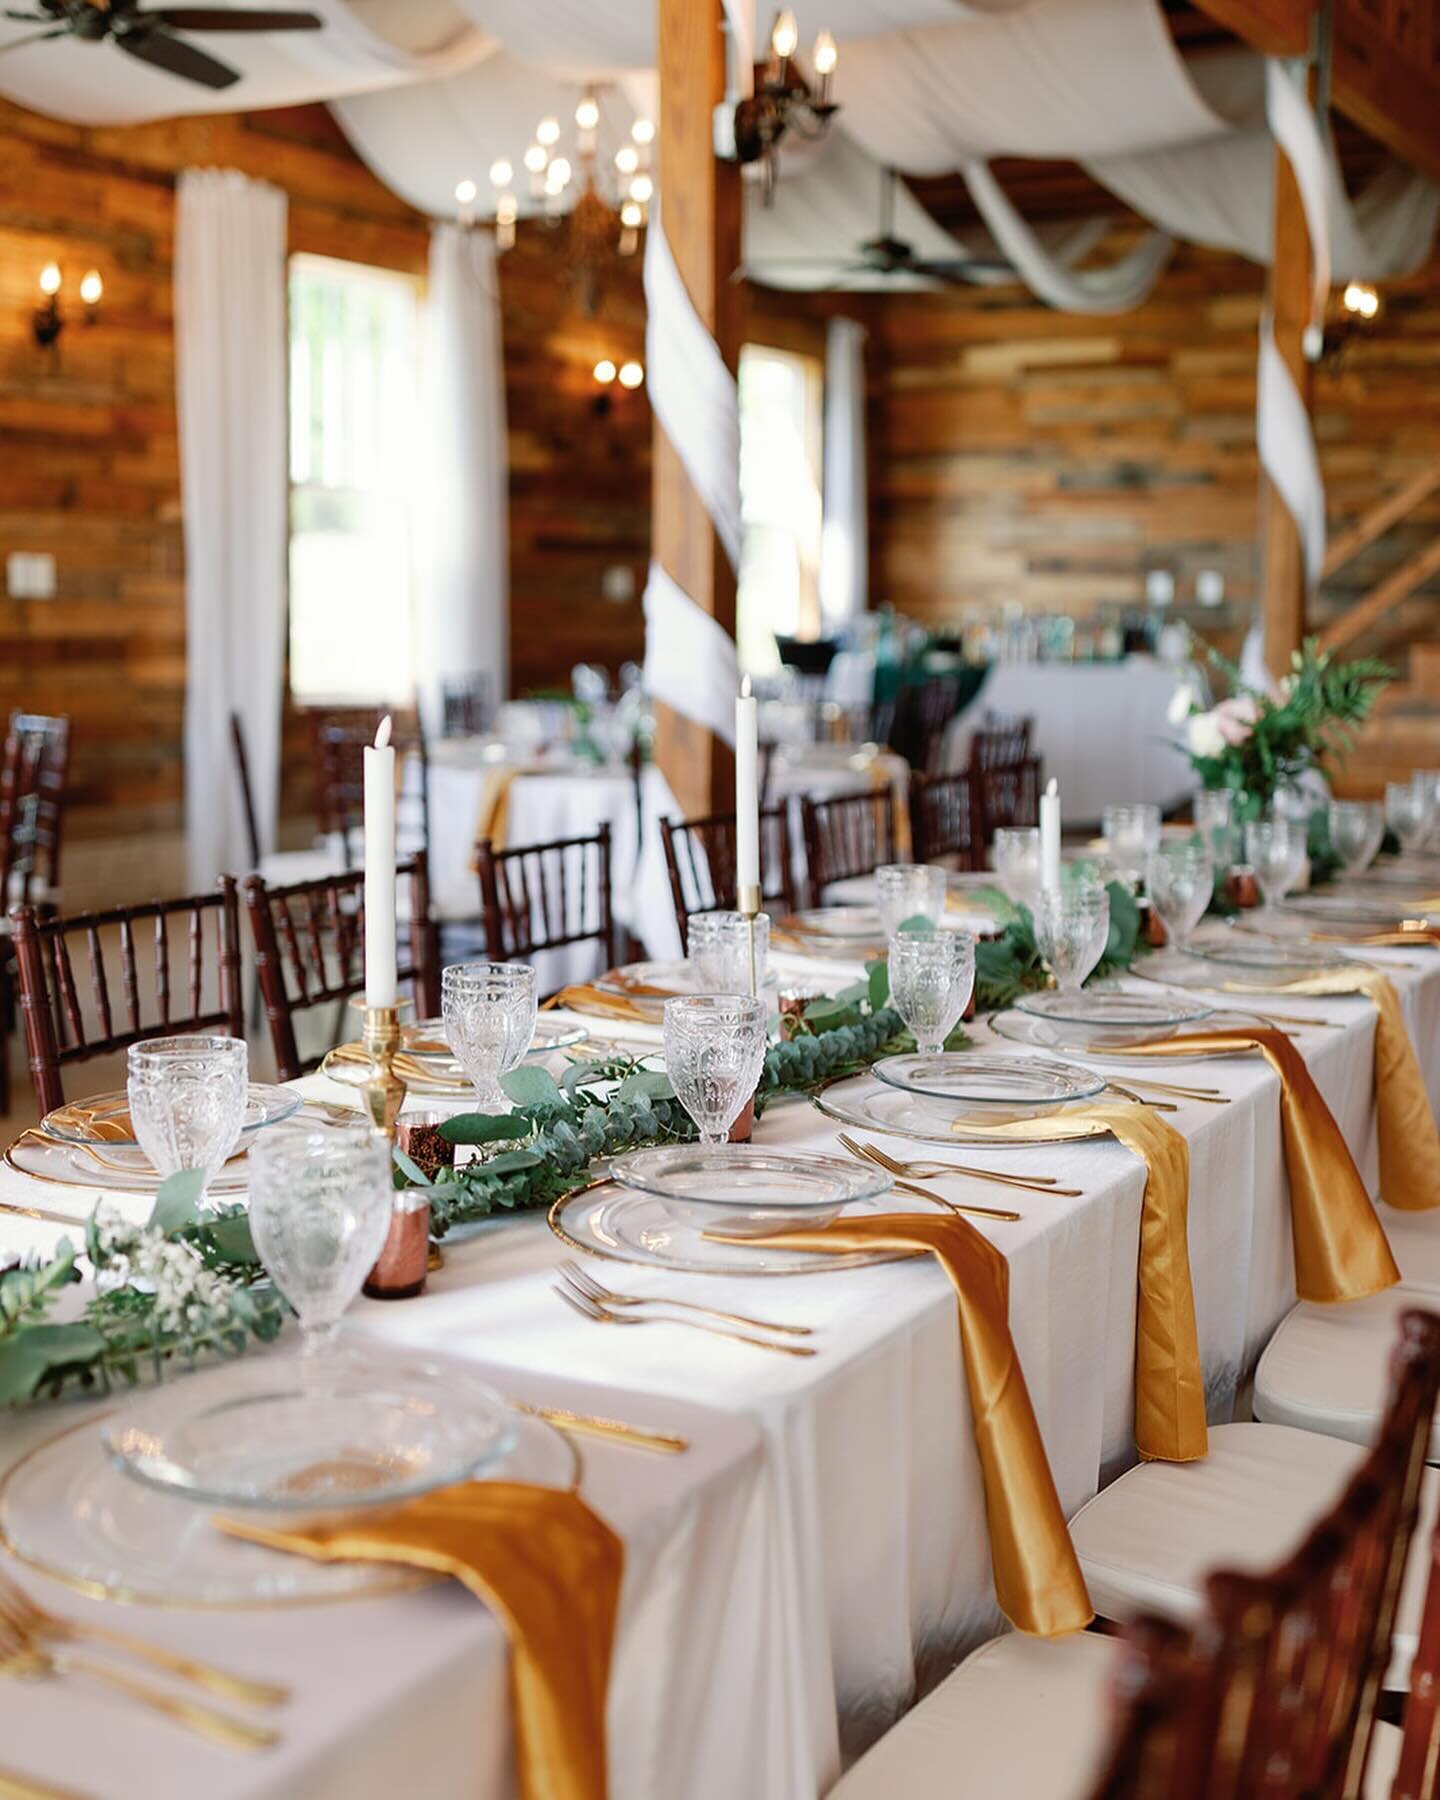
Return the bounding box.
[820,317,868,629]
[419,224,509,725]
[175,167,288,888]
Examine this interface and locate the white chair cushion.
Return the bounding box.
[1376,1206,1440,1296]
[829,1630,1120,1800]
[1070,1420,1438,1690]
[1254,1290,1440,1459]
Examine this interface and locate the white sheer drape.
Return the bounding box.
[418,225,509,725]
[175,168,288,888]
[820,317,868,629]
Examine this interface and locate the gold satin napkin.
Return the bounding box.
[942,1104,1206,1464]
[1276,968,1440,1211]
[1311,928,1440,949]
[221,1482,623,1800]
[727,1211,1092,1636]
[540,986,656,1024]
[1122,1029,1400,1301]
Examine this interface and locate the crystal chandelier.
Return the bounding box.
[455,89,655,316]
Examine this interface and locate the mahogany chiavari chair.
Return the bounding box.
[474,827,616,975]
[832,1307,1440,1800]
[302,705,430,869]
[908,770,983,870]
[440,673,495,739]
[888,675,964,779]
[0,710,70,1111]
[968,711,1032,774]
[800,787,899,906]
[10,882,244,1116]
[975,755,1042,840]
[243,854,440,1082]
[659,806,797,955]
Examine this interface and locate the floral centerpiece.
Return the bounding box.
[1169,638,1390,820]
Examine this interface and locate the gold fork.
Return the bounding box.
[560,1260,812,1336]
[554,1284,817,1356]
[842,1133,1079,1197]
[840,1139,1025,1219]
[0,1572,287,1711]
[0,1626,278,1753]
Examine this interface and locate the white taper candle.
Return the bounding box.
[1040,777,1062,894]
[364,715,398,1008]
[735,676,760,903]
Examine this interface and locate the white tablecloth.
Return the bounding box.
[2,945,1438,1797]
[942,658,1195,826]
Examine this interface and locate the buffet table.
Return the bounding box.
[1,941,1438,1799]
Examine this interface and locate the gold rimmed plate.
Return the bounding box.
[41,1084,300,1151]
[813,1071,1106,1149]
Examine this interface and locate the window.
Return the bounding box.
[736,344,824,674]
[288,254,422,703]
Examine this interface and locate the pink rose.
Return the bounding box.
[1213,694,1261,747]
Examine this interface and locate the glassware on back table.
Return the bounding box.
[442,963,538,1111]
[1244,819,1293,922]
[1412,771,1440,851]
[991,828,1042,910]
[887,929,975,1054]
[1034,886,1110,994]
[1146,839,1214,949]
[1327,800,1384,875]
[688,911,770,994]
[1103,804,1162,888]
[1193,790,1237,873]
[1386,780,1434,855]
[663,995,768,1146]
[1271,787,1312,890]
[875,864,946,939]
[126,1035,249,1205]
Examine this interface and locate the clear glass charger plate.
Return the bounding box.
[100,1352,518,1511]
[1130,949,1364,1000]
[1014,989,1215,1042]
[549,1183,904,1276]
[1281,893,1437,929]
[609,1143,888,1237]
[1178,934,1354,985]
[402,1017,591,1066]
[813,1071,1097,1148]
[0,1404,574,1610]
[780,906,882,941]
[987,1008,1249,1062]
[41,1084,301,1152]
[872,1051,1105,1118]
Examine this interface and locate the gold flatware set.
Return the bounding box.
[555,1272,816,1356]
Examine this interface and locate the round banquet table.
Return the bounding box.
[1,941,1438,1799]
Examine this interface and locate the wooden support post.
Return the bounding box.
[1260,144,1314,684]
[651,0,742,819]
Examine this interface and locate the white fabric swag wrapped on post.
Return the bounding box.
[175,168,288,888]
[820,316,868,629]
[419,224,509,728]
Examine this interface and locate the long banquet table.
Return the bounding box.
[1,943,1439,1798]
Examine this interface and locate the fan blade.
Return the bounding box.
[0,25,66,50]
[138,7,323,28]
[910,258,1013,277]
[116,24,241,86]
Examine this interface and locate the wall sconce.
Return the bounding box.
[33,262,102,350]
[731,10,840,206]
[591,356,644,415]
[1319,279,1382,371]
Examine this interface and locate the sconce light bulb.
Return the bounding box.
[488,159,513,189]
[575,94,600,131]
[620,199,644,228]
[615,145,639,175]
[79,270,102,306]
[39,262,61,297]
[813,28,838,75]
[523,143,548,174]
[455,178,478,205]
[536,116,561,147]
[593,358,617,385]
[631,117,655,146]
[546,157,572,192]
[628,173,653,204]
[770,9,799,59]
[618,360,644,390]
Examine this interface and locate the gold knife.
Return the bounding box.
[0,1769,95,1800]
[514,1402,689,1455]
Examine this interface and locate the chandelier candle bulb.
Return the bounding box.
[814,27,838,103]
[736,677,761,915]
[1040,779,1061,893]
[363,715,398,1009]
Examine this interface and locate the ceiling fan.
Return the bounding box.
[0,0,324,92]
[742,166,1012,287]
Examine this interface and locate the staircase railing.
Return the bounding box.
[1318,458,1440,655]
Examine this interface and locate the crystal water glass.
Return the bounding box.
[1413,771,1440,850]
[1146,839,1214,949]
[663,995,768,1146]
[126,1035,249,1204]
[1386,779,1434,854]
[1245,819,1294,921]
[1034,886,1110,994]
[875,864,946,939]
[992,828,1042,910]
[688,911,769,995]
[247,1126,394,1356]
[1272,787,1312,890]
[1328,800,1384,874]
[1103,804,1162,888]
[442,962,538,1111]
[1193,789,1237,872]
[888,929,975,1055]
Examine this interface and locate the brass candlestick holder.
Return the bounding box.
[738,880,762,999]
[354,998,411,1141]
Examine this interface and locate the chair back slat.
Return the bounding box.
[440,673,494,738]
[0,710,69,908]
[909,771,982,869]
[976,756,1042,840]
[475,827,616,977]
[301,706,429,869]
[968,712,1032,774]
[658,807,795,955]
[800,789,898,904]
[10,881,245,1115]
[886,676,964,778]
[1089,1308,1440,1800]
[243,853,440,1082]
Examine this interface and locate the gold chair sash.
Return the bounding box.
[1277,968,1440,1212]
[1122,1028,1400,1301]
[221,1481,622,1800]
[726,1210,1092,1637]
